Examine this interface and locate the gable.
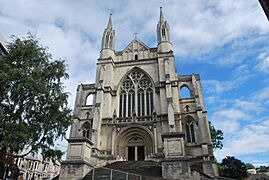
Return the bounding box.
[123,38,149,53]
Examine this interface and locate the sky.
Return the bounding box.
[1,0,269,166]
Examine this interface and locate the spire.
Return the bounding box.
[107,13,112,29]
[159,7,164,22]
[157,7,172,52]
[100,13,115,58]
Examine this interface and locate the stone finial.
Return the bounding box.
[107,13,113,29]
[159,7,164,22]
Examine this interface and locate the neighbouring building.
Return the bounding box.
[247,168,257,175]
[247,173,269,180]
[61,8,218,179]
[15,153,60,180]
[259,0,269,20]
[0,33,7,56]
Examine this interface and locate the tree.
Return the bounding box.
[0,34,72,173]
[246,163,255,170]
[219,156,248,179]
[257,165,269,172]
[209,121,224,150]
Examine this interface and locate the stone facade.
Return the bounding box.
[0,33,7,56]
[61,8,218,180]
[15,153,60,180]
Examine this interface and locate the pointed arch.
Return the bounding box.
[85,94,93,105]
[81,121,92,139]
[118,67,155,121]
[117,67,155,89]
[184,115,197,143]
[180,85,191,98]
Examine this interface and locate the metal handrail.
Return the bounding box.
[91,166,142,180]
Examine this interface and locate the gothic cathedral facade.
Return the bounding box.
[61,8,218,179]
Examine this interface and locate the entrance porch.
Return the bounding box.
[114,125,154,161]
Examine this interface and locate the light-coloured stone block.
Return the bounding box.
[167,139,182,156]
[69,145,82,158]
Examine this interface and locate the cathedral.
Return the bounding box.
[60,8,218,180]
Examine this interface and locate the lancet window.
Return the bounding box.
[186,120,196,143]
[119,70,153,121]
[82,122,92,139]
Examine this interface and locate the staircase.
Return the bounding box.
[82,161,163,180]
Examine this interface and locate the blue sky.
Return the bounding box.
[1,0,269,166]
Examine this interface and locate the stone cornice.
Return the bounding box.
[67,137,94,145]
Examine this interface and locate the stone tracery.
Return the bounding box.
[119,70,153,121]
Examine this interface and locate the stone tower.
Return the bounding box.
[60,8,218,180]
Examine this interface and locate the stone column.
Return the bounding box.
[135,146,138,161]
[111,126,116,155]
[154,126,158,153]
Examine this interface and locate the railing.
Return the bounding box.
[91,166,142,180]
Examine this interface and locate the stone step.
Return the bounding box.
[82,161,163,180]
[105,161,162,177]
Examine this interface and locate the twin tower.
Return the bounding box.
[60,8,218,180]
[101,7,172,59]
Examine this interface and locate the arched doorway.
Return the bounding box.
[115,125,153,161]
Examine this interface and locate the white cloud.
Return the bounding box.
[215,119,269,160]
[252,161,269,167]
[211,108,250,133]
[256,53,269,73]
[203,80,233,94]
[253,87,269,106]
[203,64,253,97]
[1,0,269,164]
[234,99,264,113]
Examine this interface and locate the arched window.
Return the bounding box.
[82,122,92,139]
[86,111,90,119]
[86,94,93,105]
[162,28,166,37]
[186,119,196,143]
[180,86,191,98]
[135,54,138,60]
[119,70,153,121]
[185,105,190,112]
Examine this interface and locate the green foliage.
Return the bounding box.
[246,163,255,170]
[219,156,248,179]
[257,165,269,172]
[209,121,224,150]
[0,34,72,164]
[42,149,64,164]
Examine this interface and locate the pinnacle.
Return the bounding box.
[159,7,164,22]
[107,13,112,29]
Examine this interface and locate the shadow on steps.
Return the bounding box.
[82,161,163,180]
